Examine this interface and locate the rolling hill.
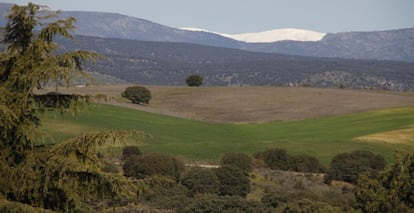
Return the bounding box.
[38,102,414,164]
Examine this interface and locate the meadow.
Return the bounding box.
[39,102,414,165]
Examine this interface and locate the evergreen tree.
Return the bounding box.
[355,153,414,213]
[0,4,139,212]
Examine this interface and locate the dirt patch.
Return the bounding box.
[40,85,414,123]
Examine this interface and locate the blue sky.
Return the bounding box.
[2,0,414,33]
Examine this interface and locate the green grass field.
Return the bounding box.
[38,104,414,164]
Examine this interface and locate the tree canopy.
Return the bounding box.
[185,74,203,86]
[121,85,152,104]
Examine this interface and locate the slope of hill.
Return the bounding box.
[0,3,242,49]
[39,102,414,163]
[61,34,414,90]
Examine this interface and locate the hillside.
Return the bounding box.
[61,34,414,90]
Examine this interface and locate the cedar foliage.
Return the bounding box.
[0,4,140,212]
[355,153,414,213]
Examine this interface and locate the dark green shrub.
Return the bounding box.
[180,167,219,196]
[325,150,386,184]
[289,154,326,173]
[261,193,282,208]
[221,152,253,172]
[182,195,270,213]
[121,146,141,160]
[254,148,290,170]
[185,74,203,86]
[283,199,341,213]
[215,165,250,197]
[122,153,184,181]
[121,85,151,104]
[140,176,190,210]
[255,149,326,173]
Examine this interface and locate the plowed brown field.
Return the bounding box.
[44,85,414,123]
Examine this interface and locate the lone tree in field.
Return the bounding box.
[0,3,139,212]
[122,85,152,104]
[185,74,203,86]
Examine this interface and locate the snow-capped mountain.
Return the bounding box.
[181,27,326,43]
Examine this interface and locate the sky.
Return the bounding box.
[2,0,414,33]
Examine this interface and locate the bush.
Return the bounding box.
[255,149,326,173]
[254,148,290,170]
[180,167,219,196]
[140,176,190,210]
[185,74,203,87]
[121,146,141,160]
[288,154,326,173]
[261,193,283,208]
[325,150,386,184]
[121,86,151,104]
[283,199,341,213]
[122,153,184,181]
[182,195,270,213]
[215,165,250,197]
[221,152,253,172]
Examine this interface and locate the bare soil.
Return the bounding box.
[43,85,414,123]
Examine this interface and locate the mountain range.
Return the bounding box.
[0,2,413,90]
[1,3,413,62]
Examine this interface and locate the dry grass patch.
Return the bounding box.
[354,126,414,144]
